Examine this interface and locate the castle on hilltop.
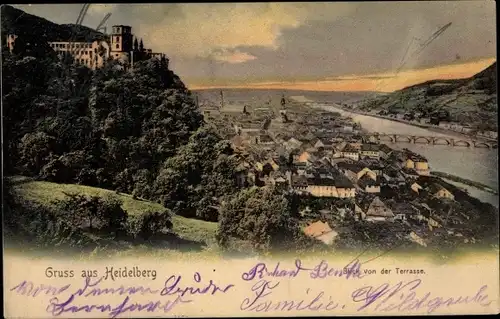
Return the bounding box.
[6,25,167,70]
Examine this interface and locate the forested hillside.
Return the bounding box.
[2,6,312,255]
[1,5,105,42]
[2,30,242,220]
[358,62,497,131]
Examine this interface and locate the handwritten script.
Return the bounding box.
[8,259,495,316]
[351,279,493,313]
[10,272,234,318]
[238,278,493,314]
[241,258,366,281]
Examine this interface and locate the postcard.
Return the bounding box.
[2,2,499,318]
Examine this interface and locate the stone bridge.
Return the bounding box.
[359,133,497,149]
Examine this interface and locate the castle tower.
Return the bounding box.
[6,34,18,53]
[110,25,133,62]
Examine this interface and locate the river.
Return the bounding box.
[314,103,499,207]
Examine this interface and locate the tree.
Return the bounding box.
[99,194,127,234]
[216,186,303,252]
[133,37,139,51]
[56,192,128,235]
[11,34,55,59]
[127,209,173,240]
[57,193,101,230]
[18,132,56,174]
[154,126,237,221]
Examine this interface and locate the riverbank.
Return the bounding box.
[431,171,499,195]
[339,106,496,142]
[314,102,498,207]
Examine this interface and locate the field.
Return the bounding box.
[11,177,219,258]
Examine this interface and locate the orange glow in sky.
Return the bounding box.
[189,58,496,92]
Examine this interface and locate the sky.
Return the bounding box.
[13,2,497,92]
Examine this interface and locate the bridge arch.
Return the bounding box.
[395,135,413,143]
[414,136,432,144]
[378,134,394,142]
[453,140,471,147]
[433,137,451,145]
[473,142,490,148]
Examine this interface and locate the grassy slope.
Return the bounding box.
[8,178,496,260]
[12,178,218,247]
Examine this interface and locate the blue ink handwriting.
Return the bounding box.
[240,279,342,312]
[161,272,234,297]
[242,259,309,281]
[10,280,71,298]
[242,258,367,282]
[351,279,493,313]
[11,271,234,318]
[47,294,190,318]
[310,259,365,280]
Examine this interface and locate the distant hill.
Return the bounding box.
[1,5,105,42]
[194,88,374,107]
[358,62,497,131]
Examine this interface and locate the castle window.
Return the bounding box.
[115,36,119,42]
[116,44,119,49]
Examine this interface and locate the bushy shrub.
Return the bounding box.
[126,209,173,240]
[99,194,127,235]
[56,192,127,235]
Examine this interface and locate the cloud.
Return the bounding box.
[78,3,359,58]
[13,3,496,89]
[86,4,116,15]
[211,49,257,64]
